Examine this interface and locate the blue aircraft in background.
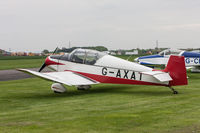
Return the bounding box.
[135,49,200,72]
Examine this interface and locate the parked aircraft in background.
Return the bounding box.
[192,49,200,53]
[135,49,200,72]
[18,48,187,94]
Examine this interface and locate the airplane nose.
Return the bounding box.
[39,56,62,72]
[45,56,59,66]
[45,56,64,66]
[45,56,51,66]
[134,57,139,62]
[38,56,49,72]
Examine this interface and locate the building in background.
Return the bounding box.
[125,50,138,55]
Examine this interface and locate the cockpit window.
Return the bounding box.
[59,54,69,61]
[159,51,164,56]
[159,49,181,56]
[170,50,181,55]
[71,50,86,64]
[85,52,98,65]
[69,49,106,64]
[165,50,171,55]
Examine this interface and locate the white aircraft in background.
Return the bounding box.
[18,48,187,94]
[135,49,200,72]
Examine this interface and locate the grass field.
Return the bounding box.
[0,72,200,133]
[115,55,137,62]
[0,56,46,70]
[0,56,46,60]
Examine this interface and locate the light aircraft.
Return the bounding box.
[135,49,200,72]
[18,48,187,94]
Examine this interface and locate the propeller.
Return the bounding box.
[38,63,46,72]
[52,47,59,55]
[38,47,59,72]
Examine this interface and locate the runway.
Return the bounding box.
[0,68,52,81]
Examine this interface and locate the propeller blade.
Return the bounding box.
[38,63,46,72]
[52,47,59,55]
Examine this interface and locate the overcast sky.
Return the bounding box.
[0,0,200,52]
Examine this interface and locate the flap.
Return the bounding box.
[18,69,99,86]
[141,71,172,82]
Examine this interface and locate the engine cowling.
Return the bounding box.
[51,83,66,93]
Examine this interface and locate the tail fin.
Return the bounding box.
[163,55,188,86]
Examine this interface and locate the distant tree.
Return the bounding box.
[95,46,108,51]
[42,49,49,54]
[82,46,108,51]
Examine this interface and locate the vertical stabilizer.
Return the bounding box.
[163,55,188,86]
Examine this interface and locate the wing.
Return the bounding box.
[18,69,99,86]
[141,71,172,82]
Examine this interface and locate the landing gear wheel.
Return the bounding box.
[173,90,178,94]
[169,87,178,94]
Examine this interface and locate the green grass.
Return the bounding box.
[0,56,46,60]
[0,73,200,133]
[115,55,138,62]
[0,58,45,70]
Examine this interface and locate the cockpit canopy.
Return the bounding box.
[50,49,106,65]
[158,49,182,56]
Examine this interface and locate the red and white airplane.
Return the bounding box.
[19,48,188,94]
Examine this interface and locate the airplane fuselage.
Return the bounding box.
[48,54,169,86]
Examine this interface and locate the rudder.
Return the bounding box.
[163,55,188,86]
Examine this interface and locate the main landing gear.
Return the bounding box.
[77,85,91,90]
[51,83,66,93]
[169,86,178,94]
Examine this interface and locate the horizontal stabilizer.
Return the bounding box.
[141,71,172,82]
[18,69,99,86]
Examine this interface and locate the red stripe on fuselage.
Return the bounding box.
[65,70,166,86]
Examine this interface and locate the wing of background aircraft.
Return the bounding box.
[18,69,99,86]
